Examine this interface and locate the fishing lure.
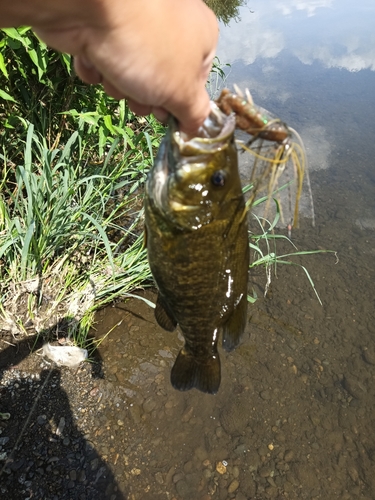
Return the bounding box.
[216,85,315,229]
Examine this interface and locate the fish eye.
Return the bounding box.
[211,170,226,187]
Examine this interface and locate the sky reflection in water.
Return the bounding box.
[217,0,375,72]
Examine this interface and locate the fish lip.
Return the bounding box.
[172,102,236,157]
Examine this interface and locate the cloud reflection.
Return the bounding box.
[294,40,375,72]
[276,0,333,17]
[218,10,284,65]
[216,0,375,72]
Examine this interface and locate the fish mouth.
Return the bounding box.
[172,102,236,156]
[147,102,236,217]
[169,200,198,212]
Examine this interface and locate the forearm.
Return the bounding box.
[0,0,105,28]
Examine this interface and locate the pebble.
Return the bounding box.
[173,472,184,484]
[143,397,156,413]
[37,415,47,425]
[234,444,247,455]
[343,375,366,399]
[194,446,208,461]
[227,479,239,493]
[284,450,294,462]
[216,462,227,474]
[155,472,164,485]
[260,390,271,400]
[363,347,375,365]
[232,466,240,478]
[176,479,190,496]
[235,493,247,500]
[259,466,272,478]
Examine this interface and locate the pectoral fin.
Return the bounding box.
[222,294,248,352]
[154,294,177,332]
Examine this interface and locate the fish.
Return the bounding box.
[144,102,249,394]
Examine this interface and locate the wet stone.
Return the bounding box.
[203,468,212,480]
[284,450,294,462]
[183,461,193,474]
[194,446,208,461]
[175,479,190,497]
[155,472,164,484]
[363,347,375,365]
[232,466,240,478]
[37,415,47,425]
[129,404,142,424]
[173,472,184,484]
[143,397,156,414]
[257,445,269,458]
[343,375,366,399]
[265,486,278,498]
[259,466,272,478]
[228,479,239,493]
[260,390,271,400]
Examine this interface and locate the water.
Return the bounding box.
[2,2,375,499]
[93,2,375,498]
[93,3,375,497]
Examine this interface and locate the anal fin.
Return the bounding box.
[171,348,221,394]
[222,294,248,352]
[154,294,177,332]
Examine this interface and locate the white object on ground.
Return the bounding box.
[42,343,88,368]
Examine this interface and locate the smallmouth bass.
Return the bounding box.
[144,103,249,394]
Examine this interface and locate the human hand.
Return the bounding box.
[27,0,218,134]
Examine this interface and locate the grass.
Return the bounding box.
[0,117,163,343]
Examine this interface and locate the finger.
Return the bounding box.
[101,79,126,100]
[74,56,102,84]
[170,88,212,135]
[127,98,152,116]
[151,106,169,123]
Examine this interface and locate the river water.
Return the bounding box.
[95,2,375,499]
[94,3,375,498]
[1,2,375,499]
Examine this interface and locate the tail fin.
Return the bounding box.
[170,348,221,394]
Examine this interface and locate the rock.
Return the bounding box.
[363,348,375,365]
[265,486,278,498]
[294,464,319,489]
[260,390,271,400]
[259,466,272,478]
[142,397,156,413]
[176,479,190,497]
[343,375,366,400]
[216,462,227,474]
[220,397,249,435]
[37,415,47,425]
[155,472,164,485]
[227,479,239,493]
[128,404,142,424]
[194,446,208,462]
[235,492,247,500]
